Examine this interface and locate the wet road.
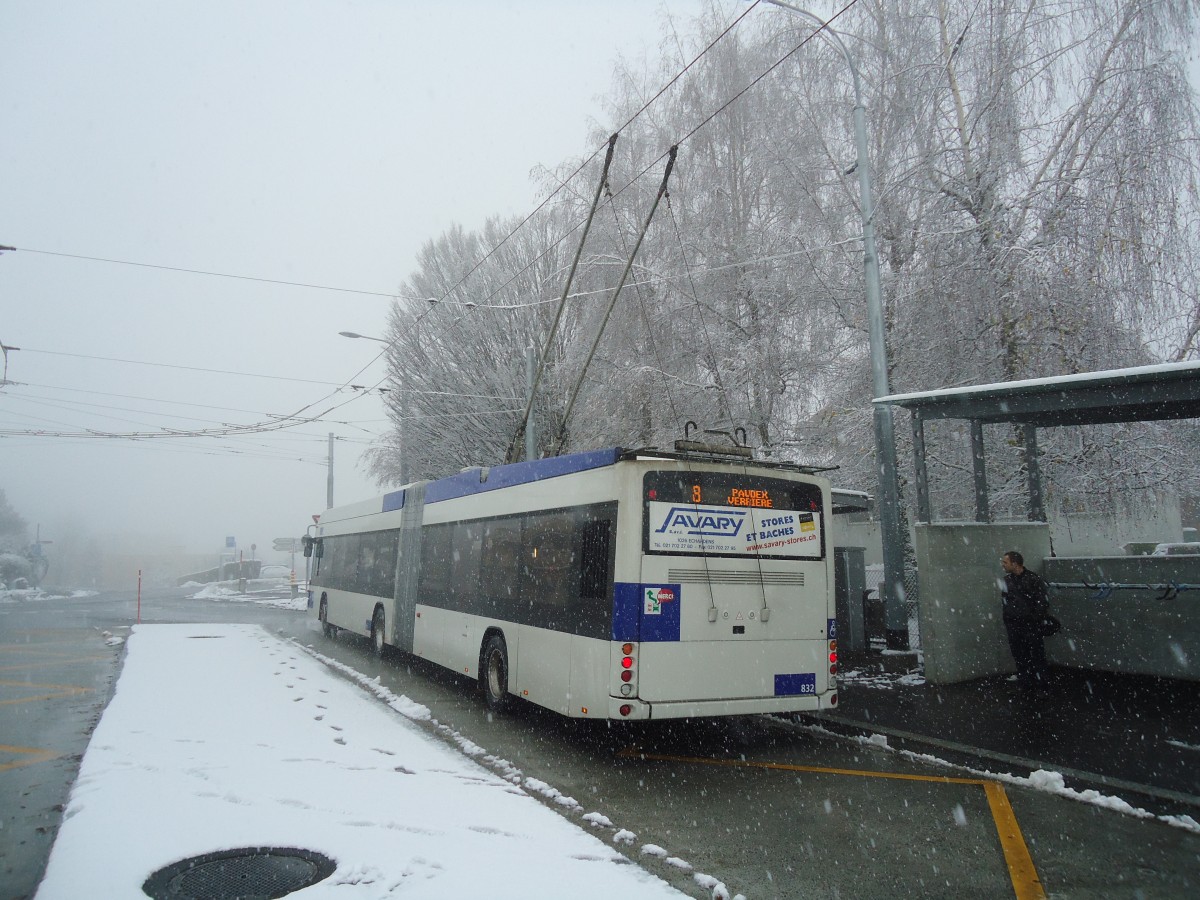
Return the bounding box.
[2,588,1198,899]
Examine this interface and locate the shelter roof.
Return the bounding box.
[873,361,1200,427]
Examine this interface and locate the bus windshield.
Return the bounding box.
[642,470,824,560]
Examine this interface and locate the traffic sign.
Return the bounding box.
[273,538,299,552]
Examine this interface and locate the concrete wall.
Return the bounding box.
[832,519,882,567]
[1048,492,1182,556]
[914,523,1052,684]
[1043,556,1199,682]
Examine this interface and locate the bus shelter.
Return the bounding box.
[873,361,1200,684]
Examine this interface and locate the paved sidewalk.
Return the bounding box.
[823,651,1200,817]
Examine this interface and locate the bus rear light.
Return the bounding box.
[829,693,838,706]
[829,651,838,664]
[621,670,633,683]
[622,643,634,655]
[620,684,632,696]
[829,664,838,675]
[621,656,633,669]
[619,704,633,717]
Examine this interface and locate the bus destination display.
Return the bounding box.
[644,472,823,559]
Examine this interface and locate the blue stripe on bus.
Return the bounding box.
[423,447,622,506]
[382,490,405,512]
[612,582,682,643]
[774,673,816,696]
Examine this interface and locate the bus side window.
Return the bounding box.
[418,523,453,604]
[357,538,377,594]
[523,513,576,610]
[450,522,482,609]
[480,518,521,613]
[365,530,399,597]
[579,517,612,600]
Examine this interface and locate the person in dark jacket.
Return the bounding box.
[1000,550,1050,692]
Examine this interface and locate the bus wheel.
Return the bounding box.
[481,634,510,713]
[319,598,336,639]
[371,607,385,656]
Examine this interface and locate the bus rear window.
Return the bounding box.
[643,471,824,559]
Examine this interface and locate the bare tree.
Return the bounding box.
[365,0,1200,523]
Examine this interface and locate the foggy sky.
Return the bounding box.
[0,0,696,562]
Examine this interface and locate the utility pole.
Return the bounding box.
[763,0,909,649]
[525,345,538,462]
[326,432,334,509]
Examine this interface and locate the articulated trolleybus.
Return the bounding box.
[308,446,839,720]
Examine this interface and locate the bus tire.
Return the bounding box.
[319,596,336,639]
[480,633,510,713]
[371,606,385,656]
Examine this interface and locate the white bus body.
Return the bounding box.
[308,447,839,720]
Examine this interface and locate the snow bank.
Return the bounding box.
[35,624,689,899]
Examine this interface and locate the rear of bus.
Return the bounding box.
[609,462,837,720]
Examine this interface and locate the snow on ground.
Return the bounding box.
[787,719,1200,834]
[838,668,927,690]
[293,641,741,900]
[34,624,710,900]
[188,581,307,610]
[0,588,97,604]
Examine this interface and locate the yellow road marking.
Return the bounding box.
[618,748,984,784]
[0,655,112,673]
[0,744,61,773]
[984,781,1047,900]
[0,680,92,706]
[618,747,1046,900]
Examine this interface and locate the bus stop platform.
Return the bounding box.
[814,651,1200,820]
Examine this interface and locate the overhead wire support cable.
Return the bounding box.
[5,246,405,300]
[666,199,734,426]
[415,2,764,313]
[422,1,854,322]
[505,133,619,464]
[550,145,679,456]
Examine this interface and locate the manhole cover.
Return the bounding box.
[143,847,335,899]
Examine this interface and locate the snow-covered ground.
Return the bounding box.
[34,624,737,899]
[187,580,308,610]
[0,587,97,604]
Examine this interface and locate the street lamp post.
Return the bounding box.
[763,0,908,649]
[339,330,406,485]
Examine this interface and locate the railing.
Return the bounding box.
[1047,581,1200,601]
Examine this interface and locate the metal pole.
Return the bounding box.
[525,344,538,462]
[1024,425,1046,522]
[326,432,334,509]
[912,411,931,523]
[970,420,990,523]
[399,370,409,484]
[552,146,678,455]
[507,134,618,464]
[763,1,908,648]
